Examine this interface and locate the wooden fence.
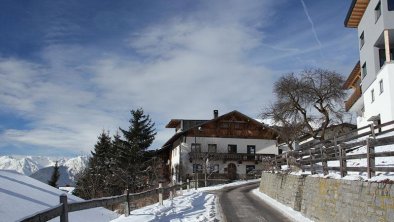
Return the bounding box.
[19,181,190,222]
[271,120,394,179]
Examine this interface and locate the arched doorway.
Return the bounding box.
[228,163,237,180]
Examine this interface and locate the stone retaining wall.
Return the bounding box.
[259,172,394,222]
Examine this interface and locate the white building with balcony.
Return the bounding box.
[159,110,278,185]
[344,0,394,128]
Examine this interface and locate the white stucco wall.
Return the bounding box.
[173,136,277,179]
[358,0,386,92]
[354,0,394,131]
[357,63,394,130]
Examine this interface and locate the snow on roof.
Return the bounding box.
[0,170,118,222]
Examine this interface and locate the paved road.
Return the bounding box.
[217,182,293,222]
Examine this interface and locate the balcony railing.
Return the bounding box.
[345,86,362,111]
[188,151,274,162]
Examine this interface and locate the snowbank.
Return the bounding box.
[252,189,313,222]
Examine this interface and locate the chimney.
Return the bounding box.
[213,110,219,119]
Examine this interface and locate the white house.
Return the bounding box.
[159,110,278,184]
[344,0,394,129]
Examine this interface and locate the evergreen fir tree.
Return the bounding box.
[48,161,60,187]
[119,108,156,151]
[74,131,114,198]
[117,108,156,192]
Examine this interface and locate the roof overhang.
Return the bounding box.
[343,61,361,89]
[344,0,370,28]
[166,119,181,128]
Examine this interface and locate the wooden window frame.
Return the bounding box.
[208,144,217,153]
[228,144,237,154]
[191,143,201,152]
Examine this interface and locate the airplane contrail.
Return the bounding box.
[300,0,323,49]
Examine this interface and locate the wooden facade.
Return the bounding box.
[177,111,277,140]
[343,62,362,112]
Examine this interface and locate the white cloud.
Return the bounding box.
[1,0,355,155]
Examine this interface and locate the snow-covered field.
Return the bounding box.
[111,179,312,222]
[0,170,118,222]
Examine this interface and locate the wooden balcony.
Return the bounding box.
[345,86,362,112]
[188,152,274,162]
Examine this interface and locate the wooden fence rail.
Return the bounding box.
[19,181,188,222]
[271,121,394,179]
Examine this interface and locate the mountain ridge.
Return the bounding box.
[0,155,88,186]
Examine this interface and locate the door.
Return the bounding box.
[228,163,237,180]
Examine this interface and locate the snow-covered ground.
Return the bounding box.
[0,170,118,222]
[111,179,312,222]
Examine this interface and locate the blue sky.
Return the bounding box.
[0,0,358,156]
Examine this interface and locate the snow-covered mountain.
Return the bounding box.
[0,155,88,185]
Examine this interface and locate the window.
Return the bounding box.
[389,0,394,11]
[360,32,364,49]
[191,143,201,152]
[380,80,384,94]
[228,144,237,154]
[193,164,202,173]
[220,123,229,128]
[375,1,381,22]
[210,164,219,173]
[362,62,367,79]
[208,144,217,153]
[246,165,255,174]
[371,89,375,103]
[379,48,394,68]
[247,145,256,154]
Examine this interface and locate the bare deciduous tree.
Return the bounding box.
[261,68,347,150]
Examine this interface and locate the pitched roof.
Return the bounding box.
[158,110,276,152]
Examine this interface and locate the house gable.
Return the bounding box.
[185,110,277,140]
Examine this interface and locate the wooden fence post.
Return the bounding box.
[187,179,190,192]
[286,152,290,169]
[170,190,173,200]
[124,189,130,216]
[180,181,183,195]
[370,123,376,139]
[333,136,338,158]
[321,146,328,176]
[196,173,199,189]
[309,149,316,175]
[60,194,68,222]
[158,183,163,205]
[339,144,347,177]
[367,138,376,179]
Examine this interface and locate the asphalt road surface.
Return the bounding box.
[217,182,293,222]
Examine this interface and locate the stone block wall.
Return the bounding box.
[259,172,394,222]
